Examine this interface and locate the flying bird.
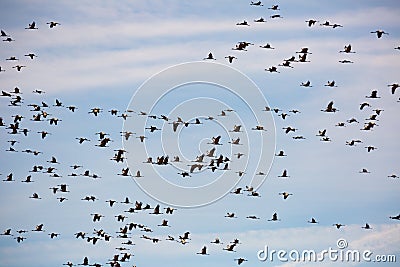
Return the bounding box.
[25,21,38,30]
[388,83,399,94]
[47,21,61,28]
[321,101,338,112]
[339,44,355,53]
[203,52,216,60]
[225,55,237,63]
[278,169,289,178]
[279,192,293,199]
[235,258,248,265]
[305,19,318,27]
[250,1,263,6]
[370,30,389,38]
[362,223,372,229]
[197,246,209,255]
[268,212,280,221]
[333,223,345,229]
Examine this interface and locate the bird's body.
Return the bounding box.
[306,19,318,27]
[322,101,338,112]
[362,223,371,229]
[225,212,237,218]
[225,55,237,63]
[279,192,293,199]
[278,169,289,178]
[235,258,248,265]
[203,52,216,60]
[260,43,274,49]
[388,83,399,94]
[197,246,209,255]
[333,223,345,229]
[236,20,250,26]
[250,1,263,6]
[254,17,266,23]
[371,30,388,38]
[265,66,280,73]
[366,90,380,99]
[340,44,355,53]
[268,213,280,221]
[25,21,38,30]
[12,65,26,71]
[301,80,312,87]
[25,53,37,59]
[47,21,61,28]
[325,80,337,87]
[308,218,318,224]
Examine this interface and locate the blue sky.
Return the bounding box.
[0,0,399,266]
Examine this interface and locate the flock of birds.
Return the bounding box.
[1,2,399,267]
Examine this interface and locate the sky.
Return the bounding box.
[0,0,399,266]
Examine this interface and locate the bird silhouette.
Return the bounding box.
[265,66,280,73]
[388,83,399,94]
[279,192,293,199]
[365,146,377,152]
[339,59,354,64]
[339,44,355,53]
[1,30,9,37]
[254,17,266,23]
[305,19,318,27]
[301,80,312,87]
[270,14,283,19]
[246,215,260,220]
[1,229,12,236]
[250,1,263,6]
[366,90,380,98]
[236,20,250,26]
[197,246,209,255]
[268,212,280,221]
[389,214,400,220]
[308,218,319,224]
[25,21,38,30]
[321,101,338,112]
[325,80,337,87]
[260,43,274,49]
[359,168,371,174]
[29,193,42,199]
[275,150,286,157]
[278,169,289,178]
[134,170,143,178]
[225,55,237,63]
[32,224,45,232]
[225,212,237,218]
[211,237,223,244]
[235,258,248,265]
[91,213,104,222]
[361,223,372,229]
[12,65,26,71]
[223,243,237,252]
[203,52,216,60]
[371,30,389,38]
[47,21,61,28]
[333,223,345,229]
[3,173,14,182]
[25,53,37,59]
